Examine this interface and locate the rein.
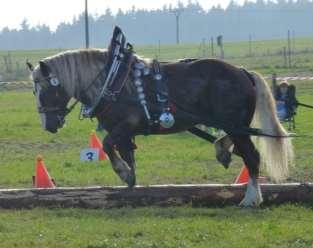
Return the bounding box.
[141,85,313,139]
[297,102,313,110]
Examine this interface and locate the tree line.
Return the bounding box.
[1,0,313,50]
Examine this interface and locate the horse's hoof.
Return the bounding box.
[118,169,136,188]
[126,170,136,188]
[239,198,262,208]
[126,175,136,188]
[239,181,263,207]
[216,151,232,169]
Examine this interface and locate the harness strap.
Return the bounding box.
[153,59,168,106]
[81,27,134,118]
[152,60,175,129]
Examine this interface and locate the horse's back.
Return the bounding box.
[162,58,256,128]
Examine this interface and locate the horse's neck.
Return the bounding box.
[60,52,106,105]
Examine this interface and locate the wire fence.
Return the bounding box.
[0,81,32,91]
[1,40,313,82]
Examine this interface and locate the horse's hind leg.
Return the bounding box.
[231,135,263,207]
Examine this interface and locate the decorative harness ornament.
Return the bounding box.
[152,60,175,129]
[81,26,175,129]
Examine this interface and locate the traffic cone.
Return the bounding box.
[234,165,268,184]
[89,130,107,160]
[234,165,249,184]
[33,155,56,188]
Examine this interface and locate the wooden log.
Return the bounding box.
[0,183,312,209]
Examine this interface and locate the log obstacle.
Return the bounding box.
[0,183,312,209]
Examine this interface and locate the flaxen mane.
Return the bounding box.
[38,49,108,99]
[37,49,150,101]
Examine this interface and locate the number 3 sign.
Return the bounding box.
[80,148,99,162]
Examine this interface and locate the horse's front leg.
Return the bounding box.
[102,125,137,187]
[117,138,137,186]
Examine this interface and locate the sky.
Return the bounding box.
[0,0,247,31]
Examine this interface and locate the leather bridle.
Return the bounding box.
[33,77,78,117]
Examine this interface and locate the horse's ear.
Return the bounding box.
[39,61,51,77]
[26,60,34,72]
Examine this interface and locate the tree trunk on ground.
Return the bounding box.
[0,183,312,209]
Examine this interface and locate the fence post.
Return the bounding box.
[249,34,252,57]
[283,47,287,67]
[287,30,292,68]
[210,37,214,57]
[292,30,296,54]
[201,38,207,58]
[272,73,277,96]
[217,35,224,60]
[158,40,161,58]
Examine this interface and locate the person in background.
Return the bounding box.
[275,80,297,121]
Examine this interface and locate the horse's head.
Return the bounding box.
[28,60,71,133]
[27,49,109,133]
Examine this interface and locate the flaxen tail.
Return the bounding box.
[250,72,294,182]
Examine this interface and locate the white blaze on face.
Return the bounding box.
[34,82,47,130]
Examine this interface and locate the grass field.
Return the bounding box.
[1,205,313,248]
[0,41,313,247]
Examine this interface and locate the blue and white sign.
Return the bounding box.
[80,148,99,162]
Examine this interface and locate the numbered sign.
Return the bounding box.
[80,148,99,162]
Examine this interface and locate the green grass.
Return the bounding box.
[1,205,313,248]
[1,42,313,247]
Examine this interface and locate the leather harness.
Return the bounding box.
[36,26,175,131]
[81,26,175,129]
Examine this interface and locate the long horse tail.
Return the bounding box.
[250,71,294,182]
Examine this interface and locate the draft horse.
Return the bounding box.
[27,34,293,207]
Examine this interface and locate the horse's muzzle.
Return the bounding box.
[44,115,65,133]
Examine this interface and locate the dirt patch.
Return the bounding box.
[0,139,70,153]
[0,81,32,92]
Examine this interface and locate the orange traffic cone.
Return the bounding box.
[234,165,249,184]
[33,155,56,188]
[89,130,107,160]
